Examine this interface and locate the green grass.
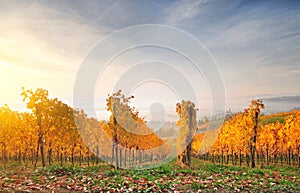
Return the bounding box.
[260,116,285,125]
[0,158,299,192]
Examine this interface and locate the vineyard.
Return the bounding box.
[0,88,172,169]
[0,88,299,192]
[193,109,300,168]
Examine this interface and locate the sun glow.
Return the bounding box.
[0,60,14,68]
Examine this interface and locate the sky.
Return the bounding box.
[1,0,300,120]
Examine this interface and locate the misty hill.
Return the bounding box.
[262,95,300,114]
[148,121,177,138]
[263,95,300,102]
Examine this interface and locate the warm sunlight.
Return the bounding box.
[0,1,300,192]
[0,60,14,68]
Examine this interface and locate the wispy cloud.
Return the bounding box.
[165,0,210,25]
[0,1,110,109]
[1,0,300,112]
[0,2,108,74]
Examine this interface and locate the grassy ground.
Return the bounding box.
[0,159,299,192]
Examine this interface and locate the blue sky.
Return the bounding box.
[0,0,300,119]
